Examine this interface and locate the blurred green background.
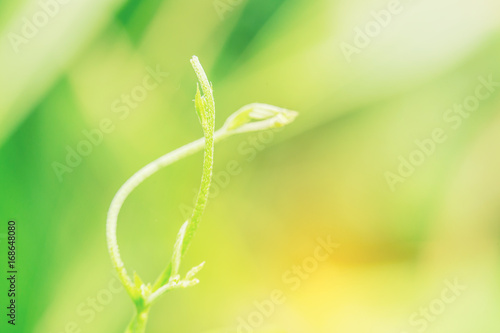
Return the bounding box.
[1,0,500,332]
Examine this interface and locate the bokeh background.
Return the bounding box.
[1,0,500,332]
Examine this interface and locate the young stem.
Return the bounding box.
[125,306,151,333]
[106,129,229,298]
[183,118,214,256]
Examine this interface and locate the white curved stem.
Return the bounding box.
[106,129,229,298]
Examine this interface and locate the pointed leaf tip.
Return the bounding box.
[133,271,143,288]
[194,84,206,126]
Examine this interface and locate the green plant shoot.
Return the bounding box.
[106,56,298,333]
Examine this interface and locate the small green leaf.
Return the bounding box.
[222,103,298,134]
[133,271,144,288]
[194,84,206,127]
[130,271,146,303]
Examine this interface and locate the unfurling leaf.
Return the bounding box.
[222,103,298,134]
